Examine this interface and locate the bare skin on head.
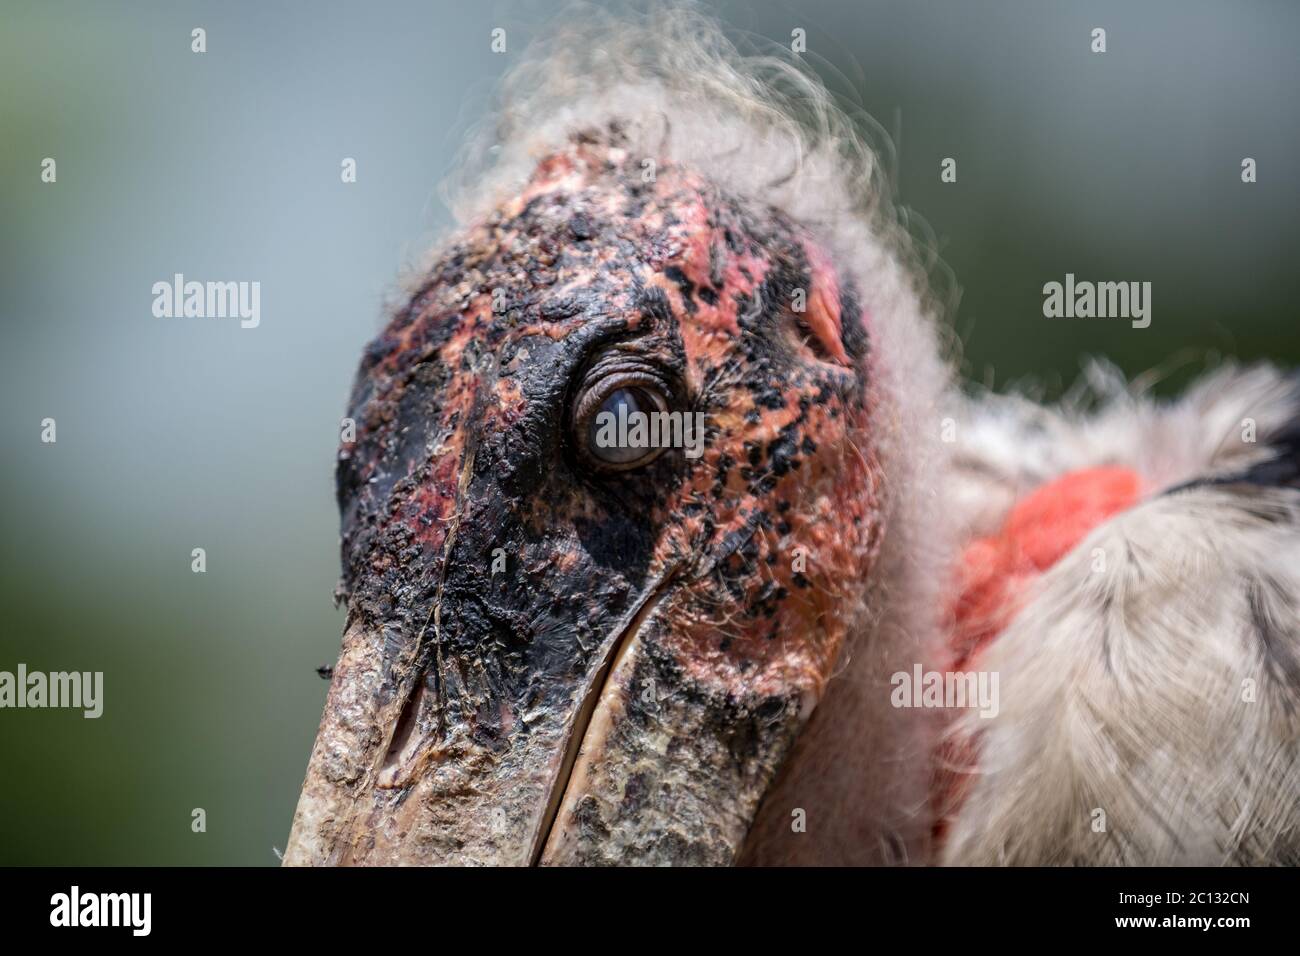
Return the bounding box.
[283,127,885,866]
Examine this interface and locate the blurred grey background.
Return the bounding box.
[1,0,1296,864]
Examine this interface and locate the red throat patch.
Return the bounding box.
[933,465,1145,850]
[949,465,1145,667]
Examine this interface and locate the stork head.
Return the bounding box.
[283,127,886,865]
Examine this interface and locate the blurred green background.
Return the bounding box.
[1,0,1296,864]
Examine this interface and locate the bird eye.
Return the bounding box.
[572,370,674,471]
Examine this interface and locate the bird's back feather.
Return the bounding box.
[940,364,1300,864]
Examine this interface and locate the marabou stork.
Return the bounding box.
[283,9,1300,866]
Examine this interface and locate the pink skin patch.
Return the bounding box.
[799,242,850,367]
[949,465,1145,666]
[933,465,1145,847]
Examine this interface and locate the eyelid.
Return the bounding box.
[569,350,682,472]
[573,367,672,426]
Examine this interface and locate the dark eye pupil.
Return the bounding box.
[588,387,659,465]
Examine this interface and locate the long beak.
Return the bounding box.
[283,565,805,866]
[537,621,802,865]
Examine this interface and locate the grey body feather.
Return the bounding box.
[941,366,1300,864]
